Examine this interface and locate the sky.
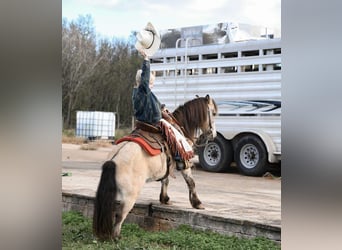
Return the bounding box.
[62,0,281,40]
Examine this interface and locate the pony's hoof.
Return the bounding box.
[161,200,173,205]
[112,234,121,241]
[195,204,205,209]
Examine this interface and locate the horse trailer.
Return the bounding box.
[149,23,281,176]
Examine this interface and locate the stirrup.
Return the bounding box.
[175,159,192,170]
[176,160,185,171]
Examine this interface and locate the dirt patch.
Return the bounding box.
[62,143,115,162]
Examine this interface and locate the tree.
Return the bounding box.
[62,15,103,128]
[62,15,141,130]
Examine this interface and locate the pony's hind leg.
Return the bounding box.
[181,168,204,209]
[112,193,139,238]
[112,202,124,239]
[160,177,172,205]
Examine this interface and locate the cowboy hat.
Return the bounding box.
[135,22,161,57]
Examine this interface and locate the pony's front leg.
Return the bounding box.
[181,168,204,209]
[159,177,172,205]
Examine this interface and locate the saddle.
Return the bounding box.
[115,121,164,155]
[116,120,176,178]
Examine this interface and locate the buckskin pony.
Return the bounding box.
[93,95,217,240]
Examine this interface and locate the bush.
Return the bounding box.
[63,129,75,137]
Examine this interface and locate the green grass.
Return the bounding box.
[63,211,280,250]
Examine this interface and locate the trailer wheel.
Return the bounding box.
[198,133,233,172]
[234,135,267,176]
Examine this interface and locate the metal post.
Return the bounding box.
[175,38,182,108]
[184,38,190,102]
[184,37,201,102]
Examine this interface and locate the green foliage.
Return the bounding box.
[115,128,132,140]
[62,211,280,250]
[63,129,75,137]
[62,211,93,244]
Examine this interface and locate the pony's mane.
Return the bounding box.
[172,97,217,139]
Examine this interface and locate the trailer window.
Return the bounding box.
[263,48,281,55]
[241,64,259,72]
[274,63,281,70]
[165,70,176,77]
[274,48,281,54]
[221,66,237,73]
[203,67,218,74]
[176,69,182,76]
[221,52,238,58]
[262,63,281,71]
[166,57,175,63]
[151,58,163,64]
[166,56,182,63]
[186,68,199,75]
[241,50,259,57]
[202,53,218,60]
[154,70,163,77]
[165,69,182,76]
[188,55,199,61]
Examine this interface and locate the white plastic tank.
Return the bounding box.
[76,111,115,139]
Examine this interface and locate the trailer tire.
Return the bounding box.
[234,135,267,176]
[198,133,233,172]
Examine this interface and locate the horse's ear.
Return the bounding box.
[205,94,210,102]
[195,95,199,98]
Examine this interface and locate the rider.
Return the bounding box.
[133,22,193,170]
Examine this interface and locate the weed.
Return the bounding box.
[80,144,99,151]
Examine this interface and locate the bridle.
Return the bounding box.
[194,104,216,147]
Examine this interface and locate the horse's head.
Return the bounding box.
[196,94,217,145]
[172,94,218,147]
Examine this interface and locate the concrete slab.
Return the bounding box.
[62,143,281,239]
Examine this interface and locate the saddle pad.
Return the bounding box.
[116,136,161,156]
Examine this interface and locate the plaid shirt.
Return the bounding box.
[132,60,161,125]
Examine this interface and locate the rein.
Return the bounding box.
[192,108,213,148]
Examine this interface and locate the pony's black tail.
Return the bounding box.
[93,160,116,240]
